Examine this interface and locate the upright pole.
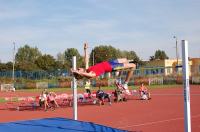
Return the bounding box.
[182,40,191,132]
[176,38,179,68]
[174,36,179,73]
[84,43,89,69]
[92,49,95,66]
[72,56,77,120]
[12,42,15,82]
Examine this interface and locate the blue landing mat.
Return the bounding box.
[0,117,127,132]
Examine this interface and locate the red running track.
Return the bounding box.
[0,85,200,132]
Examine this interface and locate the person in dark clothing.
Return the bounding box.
[96,86,111,105]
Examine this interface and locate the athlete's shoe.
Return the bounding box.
[122,83,128,90]
[122,83,131,95]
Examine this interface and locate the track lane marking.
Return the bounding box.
[118,114,200,129]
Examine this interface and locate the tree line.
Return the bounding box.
[0,44,168,72]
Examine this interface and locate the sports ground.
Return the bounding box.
[0,85,200,132]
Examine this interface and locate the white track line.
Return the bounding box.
[118,114,200,129]
[151,93,200,96]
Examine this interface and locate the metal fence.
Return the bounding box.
[0,70,69,80]
[0,67,199,90]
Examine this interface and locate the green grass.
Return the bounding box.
[17,88,72,93]
[0,98,5,103]
[147,84,182,89]
[15,84,182,93]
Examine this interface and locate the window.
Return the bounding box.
[161,69,164,74]
[167,68,171,74]
[199,65,200,73]
[145,70,148,75]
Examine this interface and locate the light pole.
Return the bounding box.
[84,43,89,69]
[173,36,179,73]
[12,42,16,82]
[86,45,95,66]
[92,48,94,66]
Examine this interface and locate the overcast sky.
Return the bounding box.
[0,0,200,62]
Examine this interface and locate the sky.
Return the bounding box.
[0,0,200,62]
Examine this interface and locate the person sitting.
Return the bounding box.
[72,58,136,92]
[115,79,131,95]
[39,90,50,111]
[113,80,124,102]
[48,92,60,110]
[96,86,112,105]
[139,83,151,100]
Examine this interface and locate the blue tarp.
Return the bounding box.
[0,117,127,132]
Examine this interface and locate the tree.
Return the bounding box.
[35,54,56,71]
[56,52,65,64]
[90,45,119,64]
[15,45,42,71]
[0,62,13,71]
[149,56,155,61]
[150,50,169,61]
[64,48,83,68]
[89,45,142,66]
[120,50,140,64]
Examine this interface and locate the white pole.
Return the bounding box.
[72,56,77,120]
[182,40,191,132]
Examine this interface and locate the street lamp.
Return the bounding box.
[173,36,179,72]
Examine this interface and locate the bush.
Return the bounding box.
[133,77,149,85]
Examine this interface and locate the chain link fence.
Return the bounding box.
[0,67,199,90]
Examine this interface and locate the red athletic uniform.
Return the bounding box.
[87,61,112,76]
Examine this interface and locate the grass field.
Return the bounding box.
[15,84,183,92]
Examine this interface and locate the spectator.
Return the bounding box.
[39,90,49,111]
[96,86,112,105]
[84,80,91,95]
[139,83,151,100]
[48,92,60,110]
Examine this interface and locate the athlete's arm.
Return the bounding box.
[78,71,96,78]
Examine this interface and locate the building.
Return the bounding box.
[137,59,193,76]
[190,58,200,76]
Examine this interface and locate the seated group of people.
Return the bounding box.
[39,89,59,111]
[84,79,151,105]
[114,80,151,101]
[83,80,111,105]
[96,86,112,105]
[38,82,151,110]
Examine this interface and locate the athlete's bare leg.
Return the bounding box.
[124,67,134,83]
[116,58,128,63]
[123,63,136,69]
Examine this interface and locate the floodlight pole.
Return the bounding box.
[72,56,77,120]
[173,36,179,73]
[84,43,89,69]
[12,42,16,82]
[92,49,95,66]
[182,40,191,132]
